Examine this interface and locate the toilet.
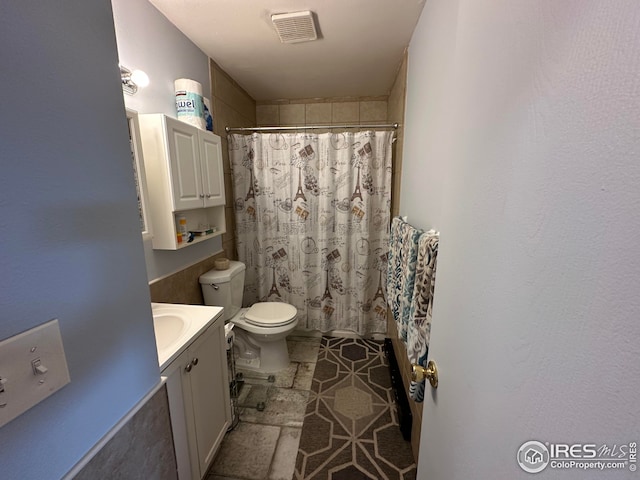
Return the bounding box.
[199,261,298,373]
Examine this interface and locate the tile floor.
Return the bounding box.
[207,334,322,480]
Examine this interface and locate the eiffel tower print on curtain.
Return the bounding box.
[229,130,394,336]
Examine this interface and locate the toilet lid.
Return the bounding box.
[244,302,297,327]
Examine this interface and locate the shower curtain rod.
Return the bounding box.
[225,123,399,133]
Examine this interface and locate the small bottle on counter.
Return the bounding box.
[177,214,188,242]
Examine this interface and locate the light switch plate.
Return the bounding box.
[0,319,71,428]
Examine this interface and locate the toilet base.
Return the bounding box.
[230,313,298,374]
[235,355,261,370]
[235,338,290,373]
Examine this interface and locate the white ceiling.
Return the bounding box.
[148,0,426,101]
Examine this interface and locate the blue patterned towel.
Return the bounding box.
[387,217,423,343]
[407,230,439,402]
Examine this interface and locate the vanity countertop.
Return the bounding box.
[151,302,224,371]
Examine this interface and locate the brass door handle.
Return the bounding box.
[411,360,438,388]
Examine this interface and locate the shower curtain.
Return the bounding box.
[228,130,393,336]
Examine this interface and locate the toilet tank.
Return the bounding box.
[199,261,246,321]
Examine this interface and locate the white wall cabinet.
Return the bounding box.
[138,114,226,250]
[163,314,231,480]
[198,132,226,207]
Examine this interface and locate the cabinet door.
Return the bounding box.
[199,131,225,207]
[187,322,231,476]
[166,117,204,211]
[165,353,198,480]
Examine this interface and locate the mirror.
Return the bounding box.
[126,108,153,239]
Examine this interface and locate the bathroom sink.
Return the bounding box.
[151,304,193,362]
[153,313,189,351]
[151,302,224,371]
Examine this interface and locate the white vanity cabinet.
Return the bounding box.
[163,313,231,480]
[138,114,226,250]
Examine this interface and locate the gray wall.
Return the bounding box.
[0,2,160,478]
[402,0,640,478]
[112,0,223,282]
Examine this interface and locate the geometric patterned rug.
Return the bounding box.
[295,337,417,480]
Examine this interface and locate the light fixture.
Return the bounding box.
[120,65,149,95]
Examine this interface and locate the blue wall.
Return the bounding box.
[0,2,160,478]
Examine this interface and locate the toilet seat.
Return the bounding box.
[244,302,297,327]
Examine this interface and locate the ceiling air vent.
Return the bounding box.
[271,11,318,44]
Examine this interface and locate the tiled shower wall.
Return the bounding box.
[385,51,424,463]
[387,51,407,219]
[149,61,255,305]
[256,96,388,127]
[210,59,256,262]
